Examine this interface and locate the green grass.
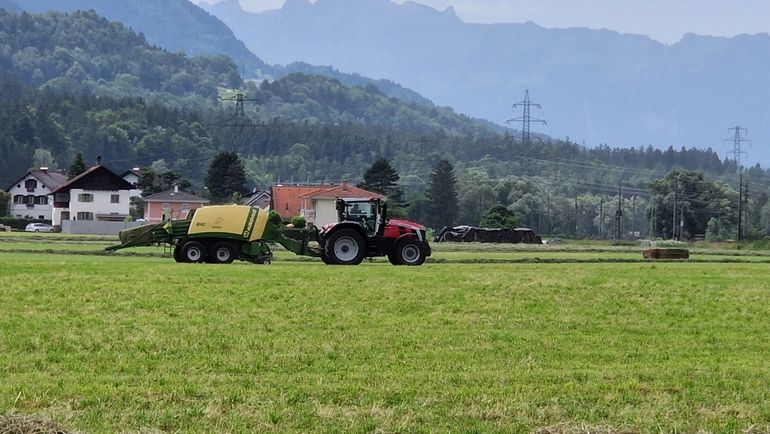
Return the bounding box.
[2,251,770,433]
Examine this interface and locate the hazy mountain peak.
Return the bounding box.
[282,0,311,11]
[0,0,20,11]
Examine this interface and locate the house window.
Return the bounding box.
[26,195,35,205]
[38,215,44,220]
[61,211,70,221]
[181,203,189,209]
[162,202,170,210]
[76,212,94,221]
[78,193,94,203]
[24,179,37,191]
[35,196,48,205]
[13,195,23,204]
[111,194,120,203]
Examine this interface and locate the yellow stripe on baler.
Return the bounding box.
[250,208,270,241]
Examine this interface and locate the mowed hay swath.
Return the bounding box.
[1,252,770,433]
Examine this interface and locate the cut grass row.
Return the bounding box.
[2,252,770,432]
[4,234,770,263]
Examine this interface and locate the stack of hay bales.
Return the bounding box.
[435,226,543,244]
[642,248,689,260]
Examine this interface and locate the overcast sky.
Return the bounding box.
[203,0,770,44]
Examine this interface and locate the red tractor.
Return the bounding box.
[317,198,431,265]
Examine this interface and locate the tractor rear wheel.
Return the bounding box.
[209,241,236,264]
[325,228,365,265]
[395,238,426,266]
[181,240,206,263]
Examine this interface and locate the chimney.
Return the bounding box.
[40,166,49,171]
[174,184,179,193]
[96,155,102,165]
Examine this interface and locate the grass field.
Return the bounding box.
[2,234,770,433]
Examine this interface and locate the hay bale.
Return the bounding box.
[0,414,71,434]
[642,248,689,260]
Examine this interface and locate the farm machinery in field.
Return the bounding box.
[106,198,431,265]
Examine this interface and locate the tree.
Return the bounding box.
[480,205,518,228]
[0,191,10,217]
[358,158,404,206]
[425,159,458,229]
[205,151,246,203]
[457,169,496,225]
[67,152,86,179]
[32,148,58,170]
[138,167,191,197]
[648,170,736,240]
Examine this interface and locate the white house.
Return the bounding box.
[121,168,143,198]
[297,183,383,227]
[6,168,68,220]
[51,165,133,232]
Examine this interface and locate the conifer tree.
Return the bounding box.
[205,151,246,203]
[425,159,458,229]
[358,158,404,206]
[67,152,86,179]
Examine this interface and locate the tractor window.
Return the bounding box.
[345,202,377,234]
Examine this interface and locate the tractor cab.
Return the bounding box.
[336,198,386,235]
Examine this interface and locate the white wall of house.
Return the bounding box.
[8,174,54,220]
[54,188,130,226]
[312,198,338,227]
[122,173,142,197]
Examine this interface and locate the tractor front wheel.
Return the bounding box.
[181,240,206,263]
[394,238,426,266]
[325,229,365,265]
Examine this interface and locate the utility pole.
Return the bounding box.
[725,126,751,173]
[744,179,749,240]
[672,177,678,241]
[632,195,637,239]
[575,193,580,238]
[548,193,553,235]
[615,186,623,240]
[650,201,656,239]
[600,197,604,238]
[507,89,547,143]
[738,174,748,242]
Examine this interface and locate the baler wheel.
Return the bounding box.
[210,242,236,264]
[173,245,184,263]
[181,240,206,263]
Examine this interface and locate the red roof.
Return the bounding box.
[271,183,383,218]
[271,185,326,218]
[299,183,383,200]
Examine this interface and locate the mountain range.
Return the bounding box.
[204,0,770,166]
[13,0,435,108]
